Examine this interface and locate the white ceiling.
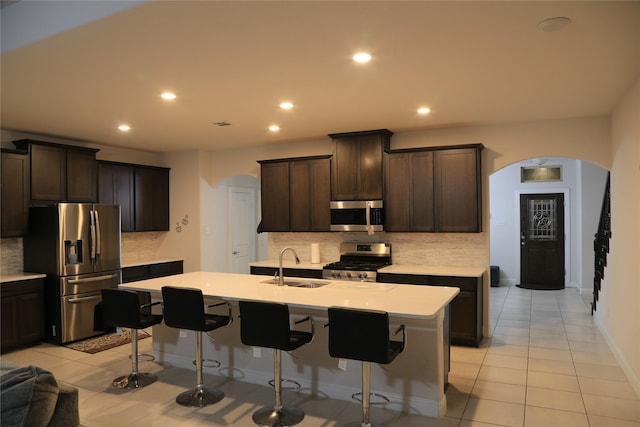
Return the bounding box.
[2,1,639,153]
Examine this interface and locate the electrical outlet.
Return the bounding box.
[338,358,347,371]
[179,329,187,338]
[253,347,261,358]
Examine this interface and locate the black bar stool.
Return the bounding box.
[161,286,232,407]
[327,307,406,427]
[239,300,314,427]
[101,288,163,389]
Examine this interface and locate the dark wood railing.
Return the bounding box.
[592,172,611,314]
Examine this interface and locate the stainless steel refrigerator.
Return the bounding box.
[24,203,122,344]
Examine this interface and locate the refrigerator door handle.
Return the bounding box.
[89,210,96,261]
[94,209,101,255]
[68,294,103,304]
[68,274,118,284]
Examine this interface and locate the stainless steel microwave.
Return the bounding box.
[330,200,384,233]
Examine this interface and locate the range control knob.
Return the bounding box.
[359,272,368,280]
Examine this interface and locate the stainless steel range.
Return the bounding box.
[322,242,391,282]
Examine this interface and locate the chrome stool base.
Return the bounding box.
[342,422,384,427]
[112,372,157,389]
[252,405,305,427]
[176,386,224,407]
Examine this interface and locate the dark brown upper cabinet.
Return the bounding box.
[329,129,392,201]
[434,146,482,232]
[385,144,483,233]
[134,166,170,232]
[1,150,30,237]
[385,150,435,232]
[258,156,331,232]
[13,139,98,203]
[258,160,290,232]
[290,157,331,231]
[98,161,170,232]
[98,161,135,232]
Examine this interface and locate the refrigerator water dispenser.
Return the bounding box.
[65,240,83,265]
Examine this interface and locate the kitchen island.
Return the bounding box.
[120,271,459,417]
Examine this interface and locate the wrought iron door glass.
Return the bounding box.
[528,199,557,241]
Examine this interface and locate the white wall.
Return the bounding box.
[602,75,640,396]
[155,151,203,273]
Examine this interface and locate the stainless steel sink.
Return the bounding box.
[260,279,330,288]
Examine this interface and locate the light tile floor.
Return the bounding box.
[2,286,639,426]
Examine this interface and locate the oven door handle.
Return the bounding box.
[68,295,103,303]
[68,274,118,284]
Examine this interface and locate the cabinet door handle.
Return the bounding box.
[232,251,239,255]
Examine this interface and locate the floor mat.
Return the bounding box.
[64,329,150,354]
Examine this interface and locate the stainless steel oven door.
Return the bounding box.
[60,290,105,343]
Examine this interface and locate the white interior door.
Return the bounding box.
[229,187,257,273]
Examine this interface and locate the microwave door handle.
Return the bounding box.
[94,210,101,256]
[366,201,374,235]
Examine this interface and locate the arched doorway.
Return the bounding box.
[489,157,608,311]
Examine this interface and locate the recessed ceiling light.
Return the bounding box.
[353,52,372,63]
[161,92,176,100]
[280,102,294,110]
[118,124,130,131]
[417,107,431,114]
[537,17,571,32]
[269,125,280,132]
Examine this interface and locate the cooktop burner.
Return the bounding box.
[323,261,390,271]
[322,242,391,281]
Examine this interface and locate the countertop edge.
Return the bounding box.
[122,259,184,268]
[1,272,47,283]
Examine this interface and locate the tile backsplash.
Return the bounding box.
[0,238,23,273]
[1,232,166,274]
[268,232,488,268]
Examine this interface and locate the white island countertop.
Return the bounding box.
[121,271,459,320]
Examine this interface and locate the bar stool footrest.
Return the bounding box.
[130,352,155,362]
[192,358,221,369]
[351,391,391,405]
[176,386,225,407]
[268,378,301,391]
[252,405,305,427]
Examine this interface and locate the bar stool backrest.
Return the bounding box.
[101,288,147,329]
[239,301,293,350]
[161,286,207,331]
[328,307,397,365]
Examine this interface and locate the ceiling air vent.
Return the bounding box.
[212,121,232,127]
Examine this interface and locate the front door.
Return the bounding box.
[520,193,565,290]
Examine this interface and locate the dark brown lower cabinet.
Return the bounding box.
[377,273,483,346]
[121,260,184,283]
[1,278,45,353]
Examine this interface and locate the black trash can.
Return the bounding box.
[490,266,500,286]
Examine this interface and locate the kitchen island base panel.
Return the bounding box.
[150,303,448,418]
